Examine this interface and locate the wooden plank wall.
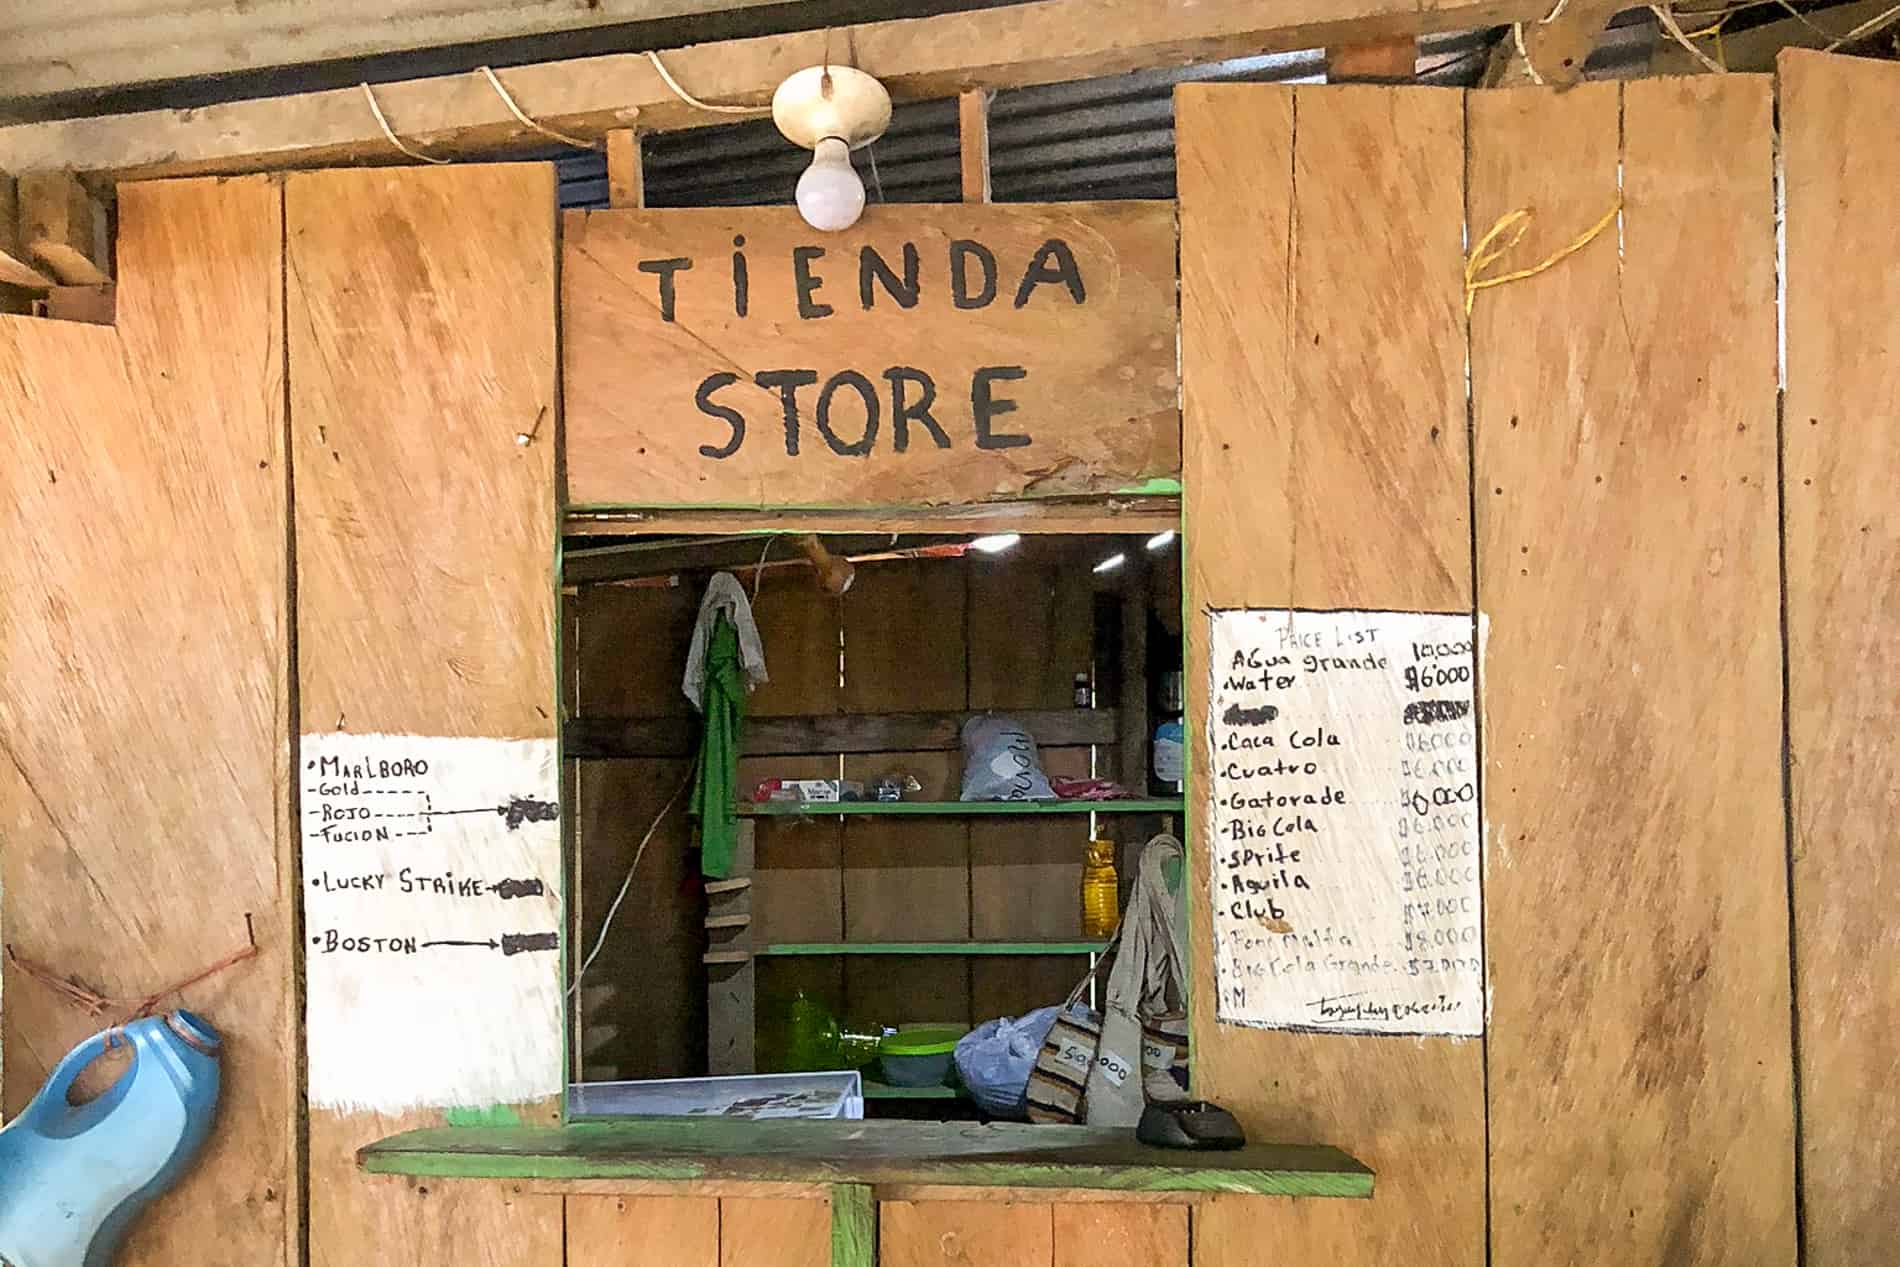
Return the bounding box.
[287,163,564,1267]
[1471,76,1793,1267]
[1781,47,1900,1267]
[0,176,293,1267]
[1178,82,1483,1267]
[1181,69,1830,1267]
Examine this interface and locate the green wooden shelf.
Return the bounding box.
[358,1118,1374,1199]
[738,798,1183,817]
[759,941,1106,957]
[862,1079,960,1100]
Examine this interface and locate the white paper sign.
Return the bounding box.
[301,733,564,1112]
[1206,609,1484,1037]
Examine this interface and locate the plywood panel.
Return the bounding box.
[1780,47,1900,1267]
[289,163,562,1267]
[576,758,704,1081]
[1052,1203,1187,1267]
[971,956,1086,1028]
[0,176,290,1267]
[744,755,845,945]
[882,1200,1053,1267]
[840,560,972,1026]
[843,560,969,714]
[721,1196,831,1267]
[576,582,699,719]
[562,205,1178,508]
[970,745,1091,940]
[567,1194,719,1267]
[966,539,1095,711]
[1177,81,1481,1267]
[844,750,968,942]
[746,569,844,718]
[1470,77,1792,1267]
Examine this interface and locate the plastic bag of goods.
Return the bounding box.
[958,715,1055,801]
[955,1005,1069,1119]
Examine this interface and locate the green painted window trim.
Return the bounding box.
[737,798,1183,817]
[830,1184,876,1267]
[758,941,1106,957]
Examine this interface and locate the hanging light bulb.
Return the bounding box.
[796,137,865,232]
[773,64,891,233]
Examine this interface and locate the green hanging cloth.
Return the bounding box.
[691,611,747,879]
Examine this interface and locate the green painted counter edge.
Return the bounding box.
[356,1123,1374,1199]
[760,941,1106,956]
[831,1184,875,1267]
[738,799,1184,817]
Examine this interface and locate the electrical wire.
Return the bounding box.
[645,50,773,115]
[567,761,697,997]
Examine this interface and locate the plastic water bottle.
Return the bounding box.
[0,1012,222,1267]
[1081,838,1120,938]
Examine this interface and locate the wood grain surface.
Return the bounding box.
[0,175,292,1267]
[723,1195,832,1267]
[1470,77,1793,1267]
[882,1200,1053,1267]
[562,205,1177,508]
[1780,47,1900,1267]
[566,1193,719,1267]
[288,162,563,1267]
[1052,1202,1186,1267]
[1178,81,1482,1267]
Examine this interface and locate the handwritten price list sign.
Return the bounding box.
[300,733,564,1112]
[1206,609,1484,1038]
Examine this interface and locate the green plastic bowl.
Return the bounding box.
[878,1024,967,1087]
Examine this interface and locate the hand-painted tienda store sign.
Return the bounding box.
[561,204,1180,507]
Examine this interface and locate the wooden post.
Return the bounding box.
[19,171,108,284]
[830,1183,876,1267]
[606,128,645,210]
[0,174,51,288]
[958,90,992,204]
[35,285,114,324]
[1118,551,1151,792]
[705,818,756,1076]
[1325,37,1415,80]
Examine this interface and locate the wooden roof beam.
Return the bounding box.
[0,0,1549,183]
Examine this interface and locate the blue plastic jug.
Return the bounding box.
[0,1011,222,1267]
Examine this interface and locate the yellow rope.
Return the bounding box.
[1464,198,1622,316]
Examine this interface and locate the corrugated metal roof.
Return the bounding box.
[556,29,1500,210]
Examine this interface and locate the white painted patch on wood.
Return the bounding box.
[1206,608,1483,1037]
[301,733,563,1112]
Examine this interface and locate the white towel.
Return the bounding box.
[682,572,770,711]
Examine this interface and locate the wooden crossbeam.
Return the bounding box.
[0,0,1547,181]
[1481,0,1623,87]
[1326,37,1416,80]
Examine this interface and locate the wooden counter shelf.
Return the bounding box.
[358,1118,1373,1205]
[757,941,1106,956]
[736,798,1184,817]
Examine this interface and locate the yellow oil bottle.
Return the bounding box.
[1081,837,1121,938]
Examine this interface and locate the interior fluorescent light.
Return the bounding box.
[969,533,1021,555]
[1146,530,1177,551]
[1093,553,1127,574]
